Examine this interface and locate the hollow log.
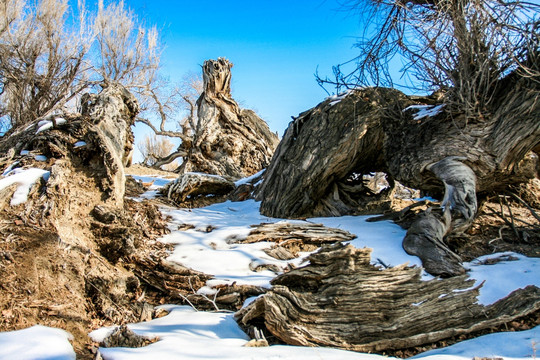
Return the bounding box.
[178,58,279,179]
[236,243,540,353]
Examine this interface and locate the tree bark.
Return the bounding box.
[179,58,279,179]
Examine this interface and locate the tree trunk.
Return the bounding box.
[256,79,539,276]
[178,58,279,179]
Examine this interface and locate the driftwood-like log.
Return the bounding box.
[134,254,266,311]
[161,172,235,204]
[236,222,357,259]
[236,243,540,352]
[179,58,279,179]
[241,222,356,245]
[402,156,478,276]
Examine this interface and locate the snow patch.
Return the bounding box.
[327,89,354,106]
[36,117,67,134]
[0,325,75,360]
[234,169,265,187]
[465,252,540,305]
[0,167,50,206]
[404,104,446,120]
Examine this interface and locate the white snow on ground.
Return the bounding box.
[0,167,50,205]
[411,325,540,360]
[466,252,540,305]
[1,174,539,359]
[129,175,174,200]
[0,325,75,360]
[90,305,399,360]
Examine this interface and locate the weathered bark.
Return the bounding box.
[236,243,540,353]
[257,81,539,276]
[161,172,235,204]
[179,58,279,179]
[256,88,406,218]
[237,222,357,259]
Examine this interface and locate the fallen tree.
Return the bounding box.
[236,243,540,353]
[256,83,539,276]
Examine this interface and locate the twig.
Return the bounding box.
[501,195,520,241]
[507,192,540,224]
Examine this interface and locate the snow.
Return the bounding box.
[0,325,75,360]
[234,169,264,186]
[466,252,540,305]
[411,326,540,359]
[129,175,174,200]
[0,167,50,205]
[1,173,539,359]
[327,89,354,106]
[74,141,87,148]
[87,305,540,360]
[36,117,67,134]
[90,305,398,360]
[404,104,446,120]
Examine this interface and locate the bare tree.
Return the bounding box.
[137,134,178,171]
[0,0,181,139]
[0,0,92,129]
[321,0,539,117]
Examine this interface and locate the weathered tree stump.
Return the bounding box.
[178,58,279,179]
[236,243,540,353]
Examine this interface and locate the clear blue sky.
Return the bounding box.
[122,0,364,161]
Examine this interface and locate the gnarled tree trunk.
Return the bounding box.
[256,76,539,276]
[178,58,279,179]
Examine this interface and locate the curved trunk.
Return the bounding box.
[257,80,539,276]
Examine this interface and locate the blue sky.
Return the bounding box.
[122,0,363,159]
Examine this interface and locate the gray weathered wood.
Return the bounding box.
[236,243,540,352]
[178,58,279,179]
[256,86,539,276]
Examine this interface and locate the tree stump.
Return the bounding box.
[178,58,279,179]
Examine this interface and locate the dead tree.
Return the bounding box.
[176,58,279,179]
[257,81,539,277]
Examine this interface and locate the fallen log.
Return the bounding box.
[233,222,356,260]
[161,172,235,205]
[236,243,540,353]
[256,86,539,276]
